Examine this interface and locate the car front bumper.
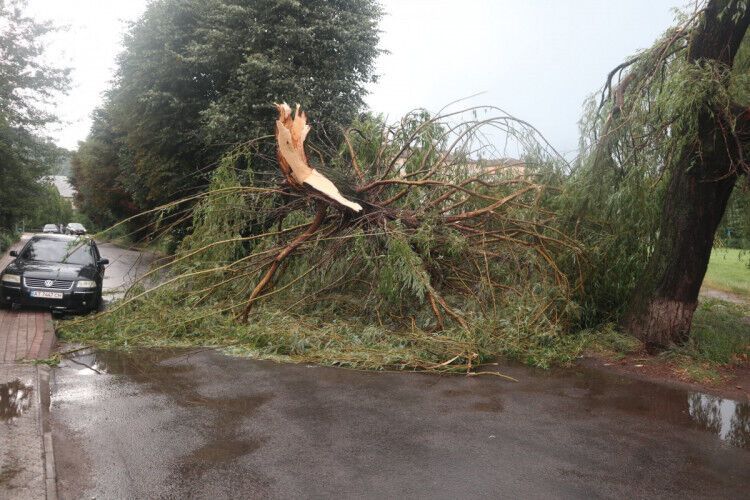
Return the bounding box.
[0,283,98,312]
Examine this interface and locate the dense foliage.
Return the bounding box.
[0,0,70,233]
[63,108,591,370]
[71,0,383,226]
[717,187,750,248]
[557,4,750,328]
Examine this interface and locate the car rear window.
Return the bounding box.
[21,239,95,266]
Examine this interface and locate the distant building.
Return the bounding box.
[392,154,526,179]
[46,175,76,208]
[470,158,526,178]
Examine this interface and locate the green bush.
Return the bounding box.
[0,230,18,253]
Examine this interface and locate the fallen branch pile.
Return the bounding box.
[230,104,578,327]
[68,104,584,370]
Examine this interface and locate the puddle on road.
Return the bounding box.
[0,379,33,422]
[62,348,750,449]
[63,348,192,376]
[688,392,749,448]
[534,365,750,449]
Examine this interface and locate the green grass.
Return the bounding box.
[672,360,723,384]
[685,298,750,364]
[703,248,750,297]
[0,230,18,253]
[688,248,750,368]
[587,323,642,359]
[586,299,750,385]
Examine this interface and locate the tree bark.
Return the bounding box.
[239,203,327,323]
[622,0,750,348]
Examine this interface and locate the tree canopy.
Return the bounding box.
[0,0,69,231]
[561,0,750,346]
[72,0,383,224]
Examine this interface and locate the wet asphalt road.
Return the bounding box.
[51,349,749,499]
[97,242,155,297]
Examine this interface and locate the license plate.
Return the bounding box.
[30,290,63,299]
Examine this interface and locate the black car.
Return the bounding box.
[0,234,108,314]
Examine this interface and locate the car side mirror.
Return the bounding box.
[9,250,18,257]
[98,258,109,266]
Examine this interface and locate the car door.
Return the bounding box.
[89,243,105,286]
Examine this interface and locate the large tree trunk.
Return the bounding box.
[622,0,750,348]
[623,154,737,347]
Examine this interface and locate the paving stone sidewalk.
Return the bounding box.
[1,237,58,499]
[0,236,57,363]
[0,310,56,363]
[0,365,52,500]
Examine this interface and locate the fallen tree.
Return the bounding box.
[63,105,586,371]
[235,103,572,329]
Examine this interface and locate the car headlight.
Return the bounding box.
[1,273,21,284]
[77,280,97,289]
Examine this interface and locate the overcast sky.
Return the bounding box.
[28,0,682,156]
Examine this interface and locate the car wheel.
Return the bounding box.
[88,295,101,314]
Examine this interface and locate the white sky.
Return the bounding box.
[27,0,682,156]
[26,0,147,148]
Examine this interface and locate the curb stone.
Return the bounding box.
[37,365,57,500]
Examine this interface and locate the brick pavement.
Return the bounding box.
[0,310,56,362]
[0,236,57,363]
[1,235,58,499]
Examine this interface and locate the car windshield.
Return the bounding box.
[21,238,94,266]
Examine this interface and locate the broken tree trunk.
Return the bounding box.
[232,102,574,330]
[275,103,363,212]
[238,103,365,322]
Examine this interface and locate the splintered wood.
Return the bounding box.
[275,103,363,212]
[236,103,576,332]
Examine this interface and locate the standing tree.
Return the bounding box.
[571,0,750,347]
[73,0,382,218]
[622,0,750,347]
[70,104,139,228]
[0,0,69,231]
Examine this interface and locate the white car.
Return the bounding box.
[65,223,87,235]
[42,224,61,234]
